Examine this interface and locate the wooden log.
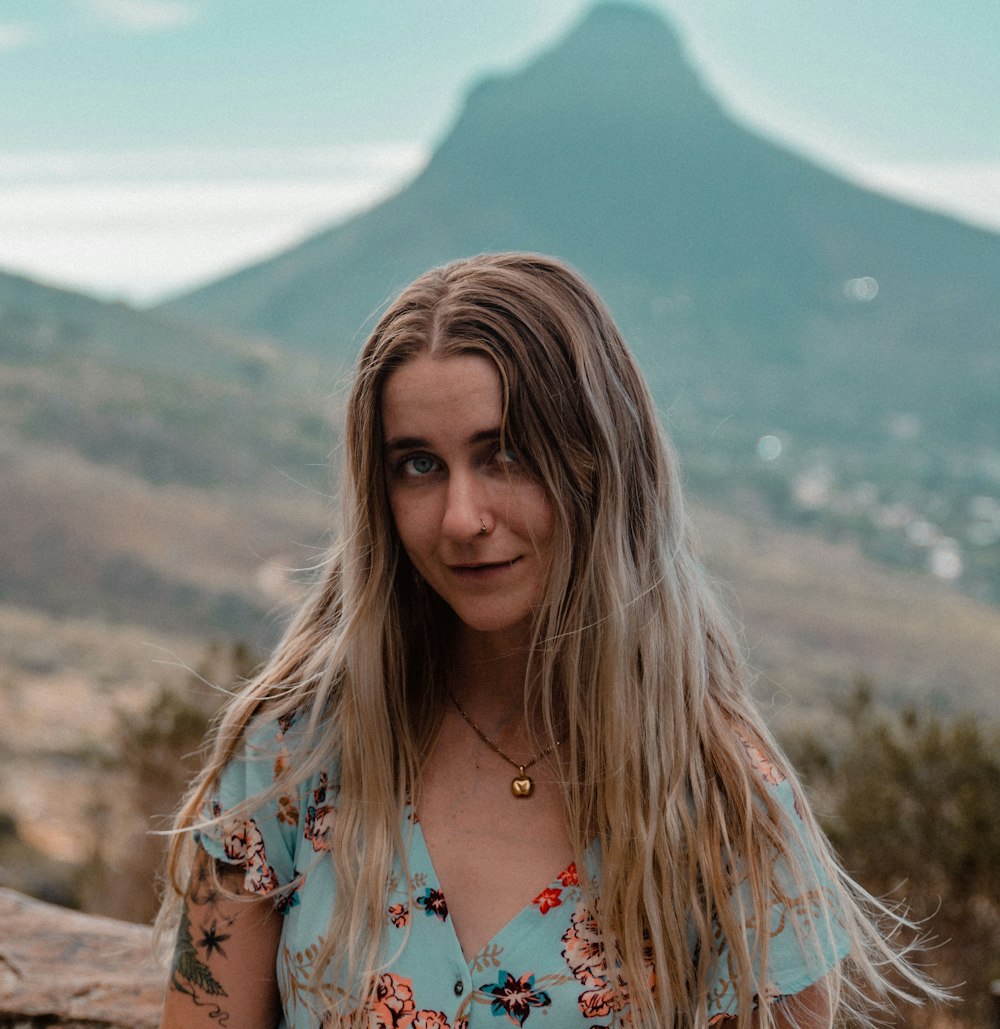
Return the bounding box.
[0,887,164,1029]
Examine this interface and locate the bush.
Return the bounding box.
[78,641,258,923]
[785,678,1000,1025]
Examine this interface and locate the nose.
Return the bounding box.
[441,470,488,542]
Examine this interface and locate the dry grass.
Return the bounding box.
[0,436,327,635]
[0,605,198,864]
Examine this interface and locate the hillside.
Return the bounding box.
[0,268,338,641]
[158,2,1000,603]
[0,267,286,383]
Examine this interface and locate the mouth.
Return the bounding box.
[449,557,521,573]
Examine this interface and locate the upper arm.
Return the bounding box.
[161,847,284,1029]
[765,982,831,1027]
[713,982,831,1028]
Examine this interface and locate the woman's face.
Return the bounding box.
[381,351,554,642]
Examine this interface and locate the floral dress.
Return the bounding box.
[197,716,849,1028]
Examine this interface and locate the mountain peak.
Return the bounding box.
[468,1,717,124]
[563,1,688,54]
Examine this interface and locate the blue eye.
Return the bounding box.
[403,455,437,476]
[497,447,519,465]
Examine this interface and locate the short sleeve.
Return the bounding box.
[196,713,302,898]
[705,777,852,1021]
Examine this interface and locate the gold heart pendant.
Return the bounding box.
[511,775,534,798]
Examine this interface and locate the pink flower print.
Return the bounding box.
[304,772,335,852]
[532,886,563,914]
[561,904,626,1019]
[561,905,607,987]
[578,983,623,1020]
[305,803,334,851]
[371,972,416,1028]
[387,902,410,928]
[558,863,580,887]
[734,726,784,785]
[221,817,279,895]
[412,1011,451,1029]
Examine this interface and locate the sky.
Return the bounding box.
[2,0,999,303]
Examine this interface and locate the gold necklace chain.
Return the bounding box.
[448,691,562,799]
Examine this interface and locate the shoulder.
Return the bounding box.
[703,729,852,1020]
[211,708,304,800]
[220,707,334,794]
[731,723,810,824]
[733,723,786,787]
[200,707,338,894]
[240,706,305,759]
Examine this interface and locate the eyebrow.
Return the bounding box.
[384,427,502,452]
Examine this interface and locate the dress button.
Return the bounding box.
[454,979,464,997]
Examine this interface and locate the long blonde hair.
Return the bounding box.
[162,253,942,1026]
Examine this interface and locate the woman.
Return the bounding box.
[160,254,940,1028]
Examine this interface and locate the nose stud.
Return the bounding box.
[479,520,488,536]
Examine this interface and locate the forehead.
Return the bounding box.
[381,352,502,438]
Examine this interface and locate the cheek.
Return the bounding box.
[517,484,556,551]
[387,489,433,557]
[386,489,409,549]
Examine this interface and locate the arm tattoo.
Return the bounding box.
[169,853,247,1025]
[170,902,230,1024]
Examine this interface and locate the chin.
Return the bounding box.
[452,607,534,639]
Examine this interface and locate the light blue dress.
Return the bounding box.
[198,714,849,1027]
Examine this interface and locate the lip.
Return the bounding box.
[448,557,521,576]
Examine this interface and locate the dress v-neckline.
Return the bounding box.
[407,808,580,966]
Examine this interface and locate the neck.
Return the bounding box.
[449,623,534,725]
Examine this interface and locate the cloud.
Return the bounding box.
[77,0,199,33]
[0,22,39,51]
[0,144,427,182]
[0,145,427,303]
[847,160,1000,234]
